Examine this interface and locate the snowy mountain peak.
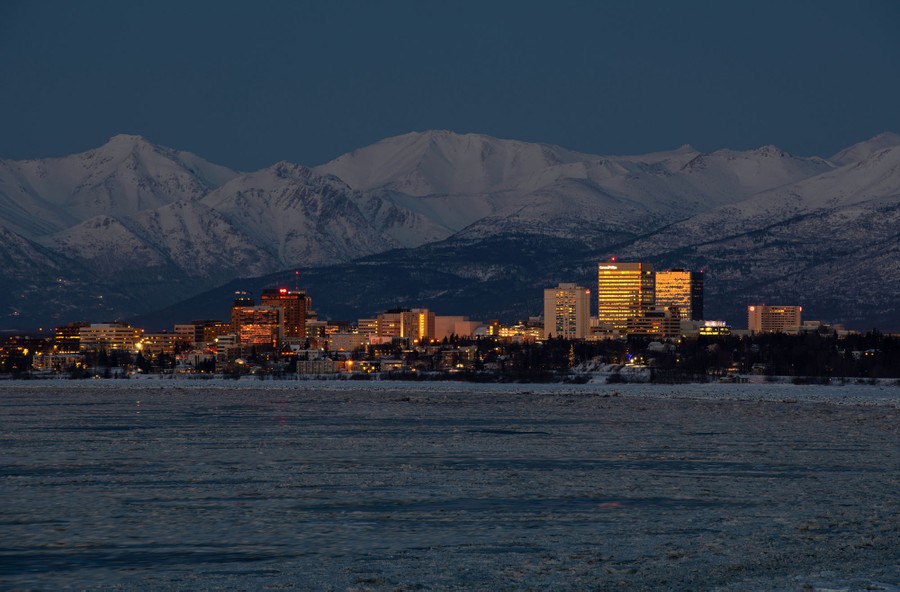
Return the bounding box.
[752,145,790,158]
[830,132,900,166]
[268,160,314,179]
[104,133,152,146]
[314,129,594,195]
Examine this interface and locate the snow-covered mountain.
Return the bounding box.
[611,140,900,326]
[0,134,237,238]
[201,162,394,267]
[1,130,898,329]
[316,130,835,242]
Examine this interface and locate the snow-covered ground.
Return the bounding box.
[1,382,897,590]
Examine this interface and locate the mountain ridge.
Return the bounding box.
[1,130,898,330]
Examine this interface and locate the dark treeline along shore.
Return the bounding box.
[3,331,899,384]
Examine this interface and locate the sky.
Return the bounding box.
[1,0,899,171]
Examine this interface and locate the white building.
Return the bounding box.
[543,283,591,339]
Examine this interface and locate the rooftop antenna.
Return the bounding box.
[294,270,300,292]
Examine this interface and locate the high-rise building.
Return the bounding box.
[231,292,255,334]
[234,306,282,348]
[261,288,307,341]
[543,283,591,339]
[655,269,704,321]
[597,261,655,330]
[748,305,802,334]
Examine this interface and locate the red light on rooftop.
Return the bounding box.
[611,256,617,262]
[749,306,756,312]
[279,288,287,294]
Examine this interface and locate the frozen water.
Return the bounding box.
[1,381,897,590]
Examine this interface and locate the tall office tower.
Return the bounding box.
[655,269,704,321]
[747,305,802,334]
[231,292,255,334]
[543,283,591,339]
[260,288,307,341]
[597,261,655,330]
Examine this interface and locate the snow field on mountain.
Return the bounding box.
[1,129,899,328]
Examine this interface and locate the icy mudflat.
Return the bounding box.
[1,381,897,591]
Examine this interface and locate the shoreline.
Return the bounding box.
[0,378,896,407]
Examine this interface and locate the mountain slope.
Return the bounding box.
[316,131,836,243]
[0,134,238,239]
[1,130,898,330]
[202,162,396,267]
[314,130,596,195]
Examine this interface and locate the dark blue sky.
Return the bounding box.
[1,0,899,171]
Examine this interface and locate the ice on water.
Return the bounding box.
[1,381,897,590]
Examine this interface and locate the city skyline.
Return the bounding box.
[20,258,837,359]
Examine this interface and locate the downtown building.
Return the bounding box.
[597,261,655,331]
[361,308,436,344]
[655,269,704,321]
[230,293,283,349]
[78,322,143,354]
[747,305,802,334]
[260,288,308,343]
[543,283,591,339]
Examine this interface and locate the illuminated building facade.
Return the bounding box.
[597,261,655,330]
[261,288,307,341]
[699,321,732,337]
[191,320,232,347]
[139,332,181,356]
[78,322,143,353]
[374,308,435,342]
[231,292,255,334]
[234,306,282,348]
[626,306,682,339]
[357,318,378,337]
[328,332,368,352]
[498,321,543,342]
[412,309,436,342]
[748,305,802,334]
[173,324,197,347]
[543,283,591,339]
[655,269,704,321]
[54,322,89,353]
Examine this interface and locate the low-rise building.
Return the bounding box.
[748,305,802,334]
[79,323,143,353]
